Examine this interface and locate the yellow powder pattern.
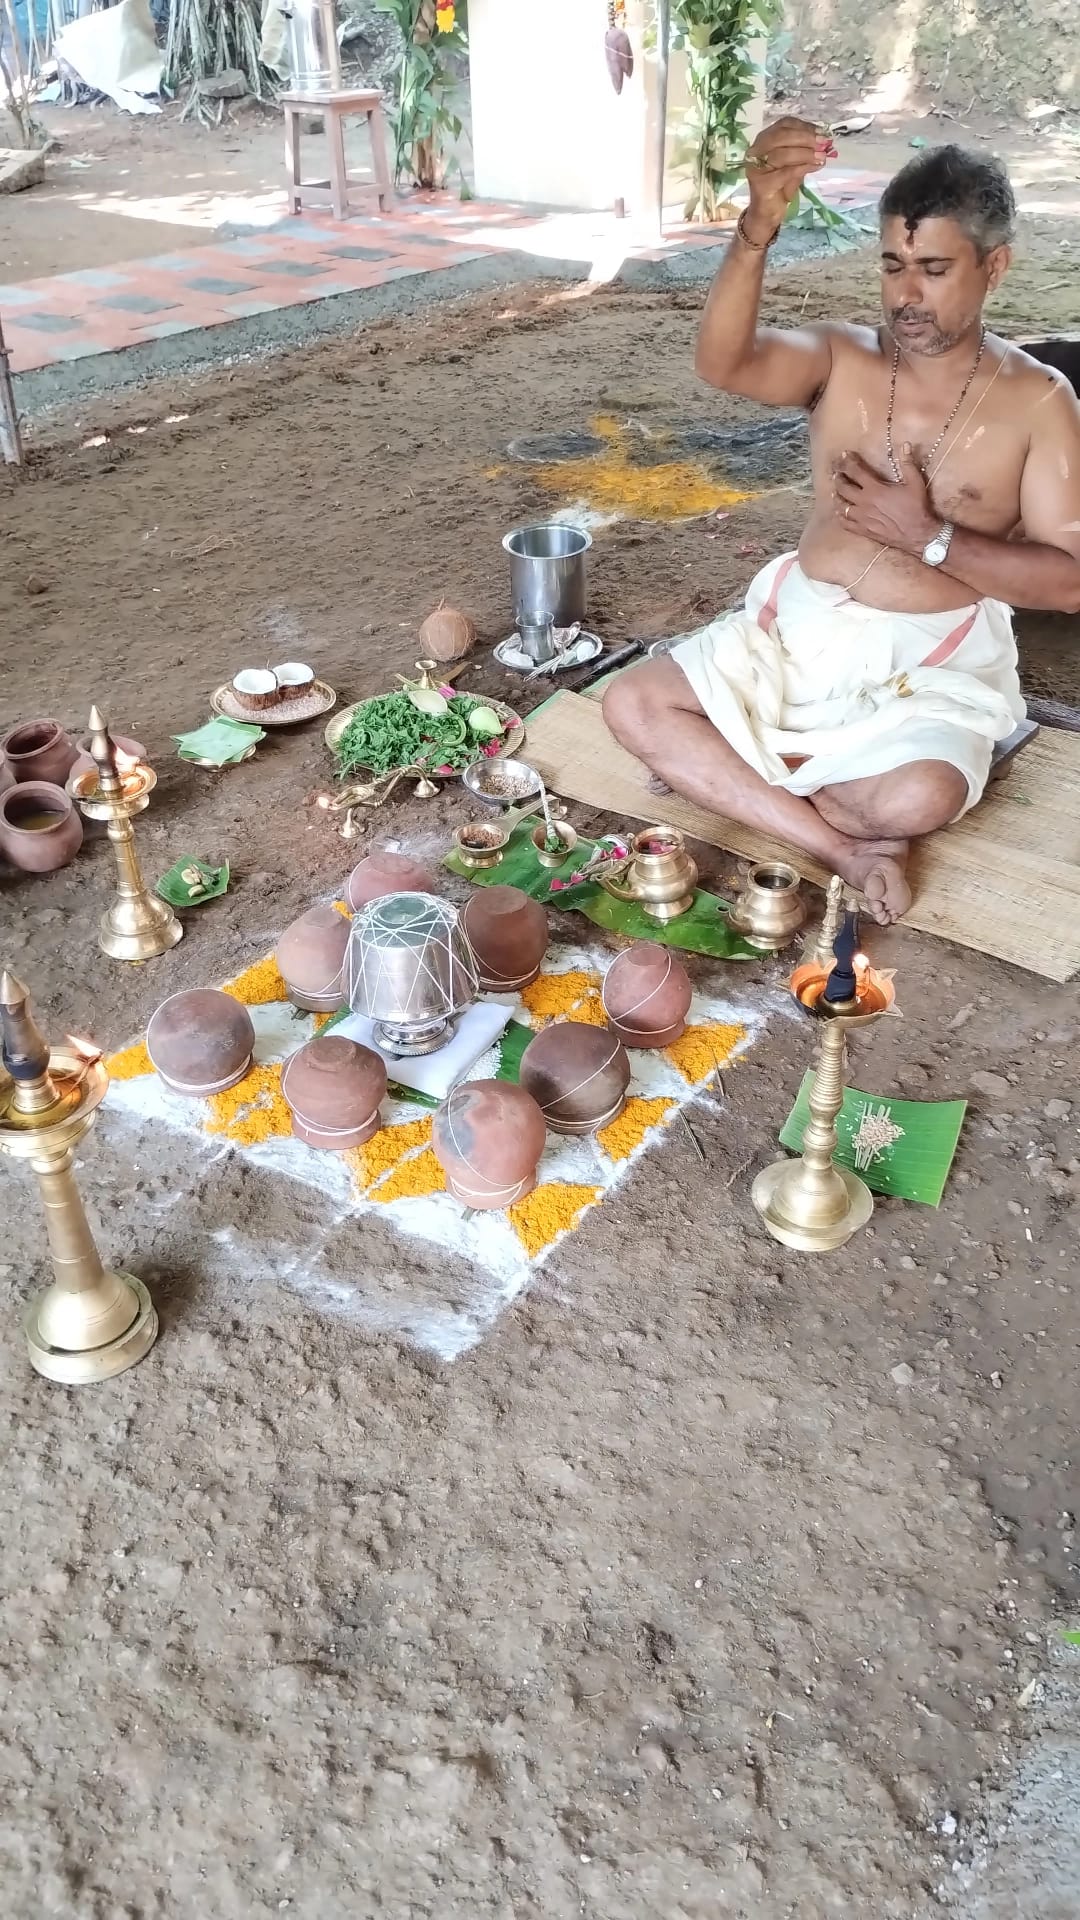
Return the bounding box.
[332,899,350,918]
[520,970,602,1025]
[223,955,287,1006]
[371,1147,446,1205]
[533,416,753,524]
[510,1182,602,1259]
[597,1096,676,1163]
[106,1039,153,1081]
[350,1115,433,1194]
[665,1021,746,1086]
[205,1064,293,1146]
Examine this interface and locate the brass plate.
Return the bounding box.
[324,694,526,779]
[211,681,338,727]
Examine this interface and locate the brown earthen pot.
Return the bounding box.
[432,1079,547,1208]
[281,1033,388,1150]
[461,885,549,991]
[345,849,438,913]
[0,761,13,798]
[519,1021,631,1135]
[0,782,84,874]
[69,732,146,787]
[275,905,350,1012]
[601,942,693,1049]
[1,718,78,788]
[147,988,255,1096]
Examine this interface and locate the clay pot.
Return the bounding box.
[0,761,13,797]
[520,1021,631,1135]
[276,904,350,1012]
[147,988,255,1096]
[0,782,84,874]
[69,732,145,786]
[1,718,78,788]
[281,1033,387,1149]
[345,849,437,913]
[461,885,549,992]
[601,942,693,1049]
[432,1079,547,1208]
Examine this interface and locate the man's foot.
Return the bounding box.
[841,840,912,926]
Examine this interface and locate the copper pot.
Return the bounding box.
[1,718,78,788]
[0,781,84,874]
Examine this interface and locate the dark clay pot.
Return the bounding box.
[432,1079,547,1208]
[1,718,78,789]
[520,1021,630,1135]
[461,885,549,991]
[345,849,438,913]
[601,942,693,1049]
[281,1034,387,1150]
[0,781,84,874]
[147,988,255,1096]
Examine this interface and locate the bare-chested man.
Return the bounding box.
[603,125,1080,923]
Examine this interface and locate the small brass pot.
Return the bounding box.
[531,820,579,869]
[727,861,805,951]
[598,824,697,924]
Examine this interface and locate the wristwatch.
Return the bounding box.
[922,521,954,567]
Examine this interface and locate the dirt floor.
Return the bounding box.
[1,201,1080,1915]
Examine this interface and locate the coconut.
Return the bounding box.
[420,605,476,662]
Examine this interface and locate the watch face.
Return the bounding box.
[924,532,950,566]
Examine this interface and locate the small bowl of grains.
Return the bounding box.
[454,819,510,871]
[462,755,543,813]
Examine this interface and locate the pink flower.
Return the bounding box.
[434,764,454,777]
[438,684,455,699]
[550,878,566,891]
[481,740,501,757]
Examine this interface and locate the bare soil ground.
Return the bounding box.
[1,184,1079,1918]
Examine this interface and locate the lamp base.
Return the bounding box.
[99,895,183,963]
[751,1157,874,1252]
[25,1274,159,1384]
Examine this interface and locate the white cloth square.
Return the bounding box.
[334,1000,514,1101]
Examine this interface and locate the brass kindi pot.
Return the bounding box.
[598,824,697,924]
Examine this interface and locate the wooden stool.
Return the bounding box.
[282,88,394,220]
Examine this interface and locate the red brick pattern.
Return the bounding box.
[0,176,886,374]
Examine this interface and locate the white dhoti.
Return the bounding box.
[670,554,1025,816]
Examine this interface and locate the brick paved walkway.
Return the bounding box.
[0,174,886,374]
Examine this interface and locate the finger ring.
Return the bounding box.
[844,505,851,518]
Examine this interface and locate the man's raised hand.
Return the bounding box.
[742,118,837,246]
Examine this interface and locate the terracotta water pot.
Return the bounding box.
[1,718,78,788]
[69,732,145,786]
[147,988,255,1096]
[520,1021,630,1135]
[602,942,693,1049]
[345,849,438,913]
[432,1079,547,1208]
[0,781,84,874]
[461,885,549,991]
[281,1033,387,1149]
[276,904,350,1012]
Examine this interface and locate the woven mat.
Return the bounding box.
[522,689,1080,981]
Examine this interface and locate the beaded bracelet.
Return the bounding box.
[737,209,780,251]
